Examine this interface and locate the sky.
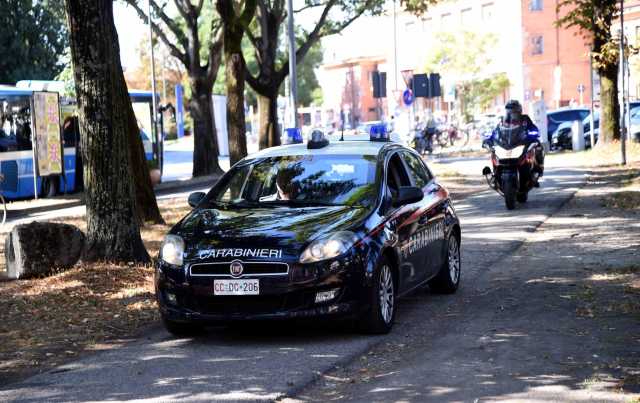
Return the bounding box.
[113,2,148,71]
[112,0,351,71]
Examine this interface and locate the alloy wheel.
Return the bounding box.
[448,237,460,284]
[378,265,394,324]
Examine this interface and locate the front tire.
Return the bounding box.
[429,234,461,294]
[517,191,528,203]
[503,178,517,210]
[359,258,396,334]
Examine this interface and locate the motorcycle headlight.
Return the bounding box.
[300,231,359,263]
[160,235,185,266]
[494,145,525,159]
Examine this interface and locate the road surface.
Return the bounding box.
[0,158,591,402]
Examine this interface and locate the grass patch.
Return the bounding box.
[547,141,640,167]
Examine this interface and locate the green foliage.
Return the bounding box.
[0,0,69,84]
[423,30,497,77]
[422,30,505,121]
[556,0,620,72]
[459,73,510,122]
[400,0,441,16]
[297,41,323,106]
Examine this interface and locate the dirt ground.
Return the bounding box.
[293,165,640,402]
[0,199,192,385]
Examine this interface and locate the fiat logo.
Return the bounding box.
[230,260,244,277]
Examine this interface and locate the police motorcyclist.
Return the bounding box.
[483,100,545,183]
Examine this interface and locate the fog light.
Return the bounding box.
[165,292,177,305]
[315,288,339,304]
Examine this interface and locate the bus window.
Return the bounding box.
[0,96,31,152]
[62,115,79,147]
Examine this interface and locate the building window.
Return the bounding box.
[441,13,452,27]
[460,8,473,25]
[422,17,432,32]
[405,21,416,34]
[531,35,544,55]
[529,0,543,11]
[481,3,494,21]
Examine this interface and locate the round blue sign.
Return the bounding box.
[403,89,414,106]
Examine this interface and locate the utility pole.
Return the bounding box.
[589,52,595,149]
[286,0,298,128]
[620,0,626,165]
[147,0,161,173]
[393,0,398,91]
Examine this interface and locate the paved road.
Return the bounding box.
[0,159,588,402]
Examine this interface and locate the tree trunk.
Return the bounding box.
[65,0,149,263]
[258,92,280,149]
[125,79,163,224]
[189,78,223,177]
[598,65,621,144]
[226,52,248,165]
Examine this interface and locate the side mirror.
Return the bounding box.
[188,192,206,208]
[392,186,423,207]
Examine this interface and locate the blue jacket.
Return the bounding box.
[486,115,540,145]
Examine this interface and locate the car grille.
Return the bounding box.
[189,292,311,315]
[189,261,289,277]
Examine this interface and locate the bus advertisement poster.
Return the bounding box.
[33,91,63,176]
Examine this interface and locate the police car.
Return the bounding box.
[156,128,461,335]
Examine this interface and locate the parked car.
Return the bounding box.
[546,108,590,143]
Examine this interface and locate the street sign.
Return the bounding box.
[32,91,63,176]
[403,89,414,106]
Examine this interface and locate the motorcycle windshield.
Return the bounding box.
[495,123,527,149]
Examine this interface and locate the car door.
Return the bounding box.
[401,151,446,280]
[384,151,423,293]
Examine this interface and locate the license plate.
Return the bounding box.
[213,279,259,295]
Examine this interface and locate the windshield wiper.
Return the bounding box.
[261,199,346,207]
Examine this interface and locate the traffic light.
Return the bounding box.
[372,71,387,98]
[412,74,429,98]
[429,73,442,97]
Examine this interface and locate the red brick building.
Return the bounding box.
[521,0,592,109]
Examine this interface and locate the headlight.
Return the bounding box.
[160,235,185,266]
[494,145,524,159]
[300,231,359,263]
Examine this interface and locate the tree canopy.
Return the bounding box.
[0,0,69,84]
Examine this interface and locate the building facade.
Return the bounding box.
[521,0,592,109]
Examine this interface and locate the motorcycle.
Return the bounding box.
[481,123,544,210]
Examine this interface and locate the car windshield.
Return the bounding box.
[204,154,379,208]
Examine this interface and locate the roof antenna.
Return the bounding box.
[340,109,345,141]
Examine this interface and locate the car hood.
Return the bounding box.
[174,205,370,263]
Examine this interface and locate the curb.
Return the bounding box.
[7,174,222,221]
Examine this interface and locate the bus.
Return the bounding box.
[0,84,158,200]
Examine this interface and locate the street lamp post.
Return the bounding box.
[286,0,298,128]
[147,0,161,173]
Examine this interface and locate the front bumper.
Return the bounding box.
[155,255,368,323]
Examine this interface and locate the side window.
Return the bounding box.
[402,152,432,188]
[386,153,411,197]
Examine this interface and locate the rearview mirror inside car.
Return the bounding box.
[188,192,206,208]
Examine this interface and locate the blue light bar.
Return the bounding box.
[369,123,390,142]
[284,128,303,144]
